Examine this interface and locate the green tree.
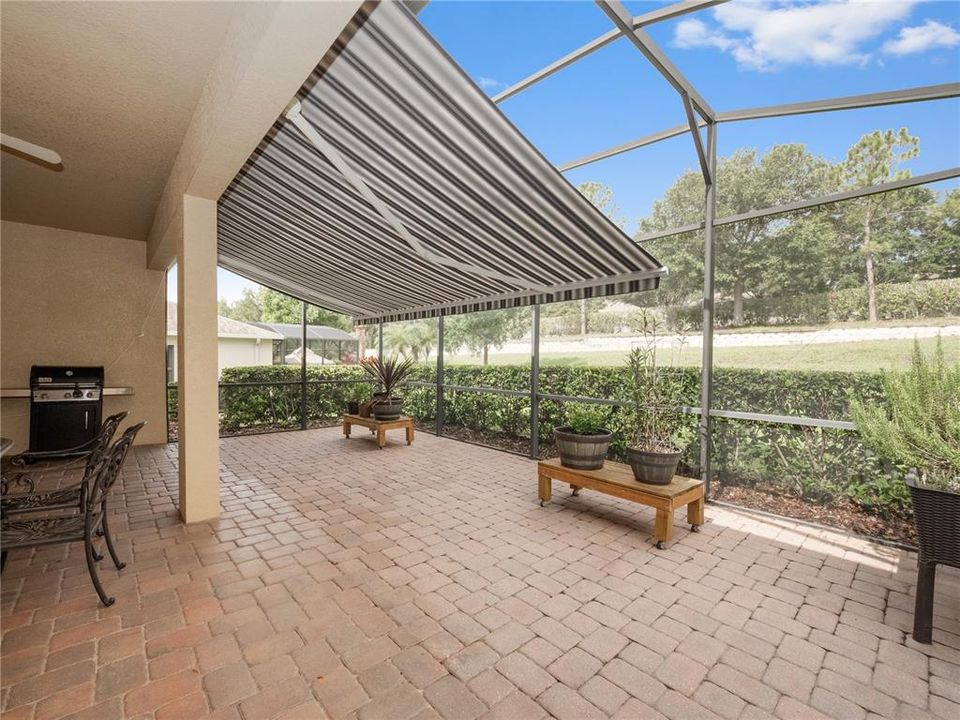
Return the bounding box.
[576,182,627,336]
[219,287,353,330]
[837,128,919,321]
[929,189,960,278]
[383,321,437,362]
[445,309,528,365]
[218,288,263,323]
[639,144,837,324]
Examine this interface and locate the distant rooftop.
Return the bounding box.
[251,322,357,343]
[166,303,283,340]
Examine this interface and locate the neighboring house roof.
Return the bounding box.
[251,322,357,342]
[166,303,283,340]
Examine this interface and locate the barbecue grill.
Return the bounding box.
[29,365,105,455]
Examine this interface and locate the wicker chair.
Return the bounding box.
[906,469,960,644]
[1,412,127,505]
[0,422,144,606]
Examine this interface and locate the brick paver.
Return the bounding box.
[1,428,958,719]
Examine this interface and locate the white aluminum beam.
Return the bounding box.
[595,0,714,121]
[560,83,958,173]
[558,122,698,172]
[493,1,727,104]
[637,166,960,243]
[717,82,960,123]
[683,94,711,184]
[404,1,430,16]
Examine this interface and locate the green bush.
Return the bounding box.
[209,362,912,516]
[851,340,960,492]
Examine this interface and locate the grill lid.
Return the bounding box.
[30,366,105,387]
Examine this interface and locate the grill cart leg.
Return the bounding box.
[913,560,937,644]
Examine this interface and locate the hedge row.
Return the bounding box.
[667,278,960,329]
[178,363,909,516]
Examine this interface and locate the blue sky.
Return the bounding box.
[214,0,960,302]
[421,0,960,223]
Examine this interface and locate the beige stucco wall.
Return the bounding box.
[1,221,167,447]
[165,334,273,380]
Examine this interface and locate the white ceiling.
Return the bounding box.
[1,1,238,240]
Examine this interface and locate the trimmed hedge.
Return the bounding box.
[186,363,909,516]
[667,278,960,329]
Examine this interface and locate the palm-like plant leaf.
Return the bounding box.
[360,355,416,397]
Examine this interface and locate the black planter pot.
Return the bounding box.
[554,427,612,470]
[626,444,682,485]
[372,396,403,421]
[347,401,360,415]
[906,469,960,643]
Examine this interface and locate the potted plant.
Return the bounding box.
[850,339,959,643]
[360,355,415,421]
[554,403,613,470]
[345,383,369,415]
[624,316,694,485]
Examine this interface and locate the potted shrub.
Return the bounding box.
[345,383,369,415]
[624,316,694,485]
[554,403,613,470]
[850,339,959,643]
[360,355,415,421]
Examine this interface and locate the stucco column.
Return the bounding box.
[177,194,220,522]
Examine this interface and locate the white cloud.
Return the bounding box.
[882,19,960,55]
[673,0,920,70]
[477,76,503,90]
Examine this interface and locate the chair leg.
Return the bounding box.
[913,560,936,644]
[84,528,115,607]
[101,506,126,570]
[1,551,7,573]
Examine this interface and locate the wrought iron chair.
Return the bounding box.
[0,422,144,606]
[906,470,960,643]
[1,412,127,506]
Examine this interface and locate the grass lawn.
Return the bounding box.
[447,335,960,372]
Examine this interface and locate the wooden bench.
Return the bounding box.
[342,414,415,449]
[537,458,704,549]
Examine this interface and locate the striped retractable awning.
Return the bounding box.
[218,1,665,325]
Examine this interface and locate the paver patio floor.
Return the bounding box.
[2,428,958,720]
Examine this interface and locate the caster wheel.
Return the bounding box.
[539,500,546,507]
[691,525,701,533]
[655,541,666,550]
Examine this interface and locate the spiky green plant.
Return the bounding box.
[850,338,960,492]
[360,355,415,400]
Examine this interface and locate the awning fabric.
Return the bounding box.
[218,1,665,325]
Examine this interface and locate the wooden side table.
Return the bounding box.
[537,458,704,549]
[342,414,415,449]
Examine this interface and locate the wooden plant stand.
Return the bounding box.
[537,458,704,549]
[342,414,415,449]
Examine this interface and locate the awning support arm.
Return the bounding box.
[284,101,547,291]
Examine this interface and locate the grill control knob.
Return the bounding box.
[40,393,48,400]
[64,392,72,399]
[72,389,83,398]
[86,391,94,398]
